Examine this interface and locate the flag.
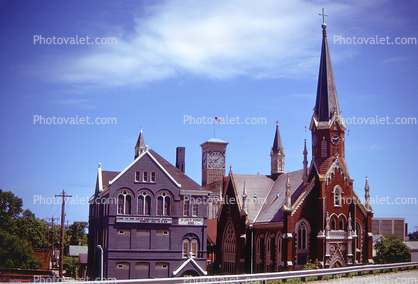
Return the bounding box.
[215,117,223,122]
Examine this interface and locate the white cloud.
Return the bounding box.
[35,0,361,87]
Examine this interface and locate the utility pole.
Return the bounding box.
[55,190,72,278]
[46,216,59,269]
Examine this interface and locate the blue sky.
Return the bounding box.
[0,0,417,232]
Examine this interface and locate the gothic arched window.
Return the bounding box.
[157,191,171,216]
[297,222,308,250]
[333,185,343,207]
[117,191,131,215]
[138,191,151,215]
[276,232,282,269]
[222,220,236,274]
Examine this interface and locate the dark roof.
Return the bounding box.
[255,170,305,223]
[102,171,120,189]
[232,174,274,223]
[314,26,340,122]
[149,149,205,191]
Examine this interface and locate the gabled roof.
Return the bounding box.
[149,149,204,191]
[254,170,305,223]
[231,173,274,223]
[106,149,204,192]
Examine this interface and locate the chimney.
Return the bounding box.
[176,147,185,173]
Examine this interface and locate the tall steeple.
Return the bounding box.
[134,126,147,159]
[271,121,285,180]
[310,11,346,161]
[314,9,341,122]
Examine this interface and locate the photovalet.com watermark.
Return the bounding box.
[33,35,117,45]
[342,115,417,125]
[33,115,117,125]
[33,195,116,205]
[183,115,267,125]
[334,35,417,45]
[339,195,417,206]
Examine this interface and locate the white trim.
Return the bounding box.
[109,151,181,188]
[172,258,207,276]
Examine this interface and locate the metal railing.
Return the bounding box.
[77,262,418,284]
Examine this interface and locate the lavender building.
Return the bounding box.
[88,129,208,279]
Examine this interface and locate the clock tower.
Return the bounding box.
[200,138,228,187]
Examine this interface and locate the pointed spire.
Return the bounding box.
[272,121,285,155]
[271,121,285,180]
[284,173,292,211]
[314,15,341,122]
[302,139,308,181]
[365,176,372,211]
[134,126,147,159]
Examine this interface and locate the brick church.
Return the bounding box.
[208,21,374,274]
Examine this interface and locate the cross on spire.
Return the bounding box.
[319,8,328,25]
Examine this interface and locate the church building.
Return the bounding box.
[88,128,209,279]
[210,20,374,274]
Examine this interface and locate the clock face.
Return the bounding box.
[208,151,225,168]
[202,152,207,169]
[312,135,318,146]
[331,134,341,145]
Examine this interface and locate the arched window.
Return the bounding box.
[222,221,236,274]
[138,191,151,216]
[333,185,343,207]
[330,216,337,230]
[255,233,262,272]
[321,138,327,157]
[297,222,307,250]
[157,191,171,216]
[117,191,131,215]
[182,235,199,258]
[265,231,272,272]
[339,219,344,230]
[273,160,278,172]
[278,160,283,172]
[276,232,282,269]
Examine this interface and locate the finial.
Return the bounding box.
[319,8,328,28]
[140,125,143,133]
[98,163,101,168]
[229,165,232,170]
[276,120,279,127]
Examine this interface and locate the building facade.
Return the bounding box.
[211,22,374,274]
[88,129,208,279]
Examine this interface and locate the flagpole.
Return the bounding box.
[214,121,216,138]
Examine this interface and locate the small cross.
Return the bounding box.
[319,8,328,24]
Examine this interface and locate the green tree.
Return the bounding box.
[0,230,43,269]
[0,189,23,227]
[66,222,88,246]
[374,234,411,264]
[9,209,48,248]
[0,190,45,269]
[63,256,79,277]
